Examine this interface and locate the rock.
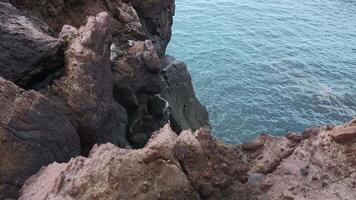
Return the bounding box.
[111,39,165,148]
[19,118,356,200]
[0,1,63,88]
[125,0,175,56]
[51,12,129,153]
[299,166,309,177]
[262,120,356,200]
[302,126,321,139]
[286,132,303,142]
[0,78,80,199]
[19,125,199,200]
[160,55,210,133]
[330,120,356,143]
[242,138,264,151]
[58,25,78,42]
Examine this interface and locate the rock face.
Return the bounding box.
[0,1,63,88]
[0,78,80,199]
[160,56,210,133]
[19,120,356,200]
[0,0,209,198]
[50,12,129,153]
[4,0,355,199]
[20,125,199,200]
[125,0,175,56]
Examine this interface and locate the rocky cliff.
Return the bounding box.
[1,0,355,200]
[0,0,209,198]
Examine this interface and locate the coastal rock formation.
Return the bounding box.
[0,0,209,198]
[0,1,63,88]
[160,56,210,133]
[125,0,175,55]
[50,12,129,153]
[0,78,80,198]
[20,125,200,200]
[2,0,355,199]
[19,120,356,200]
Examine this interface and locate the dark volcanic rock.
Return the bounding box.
[125,0,175,56]
[0,1,63,88]
[111,39,167,148]
[160,55,210,133]
[0,78,80,199]
[50,12,129,153]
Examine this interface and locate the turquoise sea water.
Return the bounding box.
[167,0,356,143]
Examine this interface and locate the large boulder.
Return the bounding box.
[50,12,129,153]
[0,77,80,199]
[0,1,63,88]
[160,55,210,133]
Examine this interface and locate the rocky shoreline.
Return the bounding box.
[0,0,355,199]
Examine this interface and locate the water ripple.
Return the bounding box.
[168,0,356,143]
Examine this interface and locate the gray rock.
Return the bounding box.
[160,55,210,133]
[0,1,63,88]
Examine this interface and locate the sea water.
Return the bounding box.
[167,0,356,143]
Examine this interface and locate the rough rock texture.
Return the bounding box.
[20,125,199,200]
[160,55,210,133]
[20,119,356,200]
[0,1,63,88]
[125,0,175,56]
[17,123,299,200]
[262,121,356,200]
[50,12,129,153]
[0,0,209,198]
[0,78,80,199]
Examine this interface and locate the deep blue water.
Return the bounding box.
[167,0,356,143]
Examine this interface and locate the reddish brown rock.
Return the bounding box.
[242,138,264,151]
[19,125,199,200]
[51,12,129,152]
[0,78,80,199]
[19,119,356,200]
[330,119,356,143]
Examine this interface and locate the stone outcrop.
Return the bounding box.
[0,78,80,198]
[19,120,356,200]
[0,1,63,88]
[0,0,209,198]
[3,0,355,199]
[50,12,129,153]
[20,125,199,200]
[124,0,175,56]
[160,56,210,133]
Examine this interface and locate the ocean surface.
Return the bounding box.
[167,0,356,143]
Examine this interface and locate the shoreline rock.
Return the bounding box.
[19,120,356,200]
[1,0,355,199]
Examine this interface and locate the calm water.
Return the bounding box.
[167,0,356,143]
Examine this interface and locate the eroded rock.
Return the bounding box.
[160,55,210,133]
[0,78,80,199]
[19,125,199,200]
[51,12,129,153]
[0,1,63,88]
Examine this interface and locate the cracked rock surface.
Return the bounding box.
[20,120,356,200]
[0,0,209,198]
